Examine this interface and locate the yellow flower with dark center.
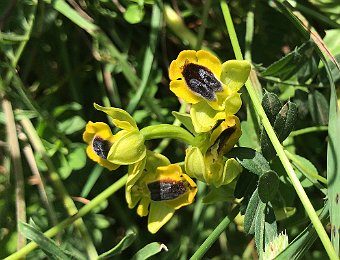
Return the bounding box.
[126,152,197,233]
[169,50,251,133]
[185,115,243,187]
[169,50,226,110]
[83,103,147,169]
[83,121,121,171]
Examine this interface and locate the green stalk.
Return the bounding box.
[2,97,27,250]
[20,118,98,259]
[289,126,328,137]
[189,205,240,260]
[4,174,127,260]
[141,124,195,146]
[220,1,338,259]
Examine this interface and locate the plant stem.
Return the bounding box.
[189,205,240,260]
[141,124,195,146]
[220,1,338,259]
[289,126,328,137]
[4,174,128,260]
[1,97,27,250]
[20,118,98,259]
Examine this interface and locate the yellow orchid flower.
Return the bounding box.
[185,115,242,187]
[169,50,250,111]
[83,104,147,169]
[126,151,197,234]
[83,121,121,171]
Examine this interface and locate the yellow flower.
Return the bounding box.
[169,50,251,112]
[83,104,147,169]
[169,50,226,110]
[169,50,250,133]
[83,121,121,171]
[126,151,197,233]
[185,115,242,187]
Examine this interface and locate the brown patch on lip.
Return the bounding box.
[148,179,187,201]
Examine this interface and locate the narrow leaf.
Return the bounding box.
[98,231,137,259]
[132,242,168,260]
[19,221,71,260]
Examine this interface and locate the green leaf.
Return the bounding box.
[202,185,235,204]
[273,101,298,142]
[132,242,168,260]
[260,129,276,161]
[258,170,280,203]
[261,41,315,80]
[244,189,260,235]
[57,115,86,135]
[228,147,271,176]
[19,221,72,260]
[98,231,137,259]
[234,170,258,200]
[276,203,329,260]
[67,144,87,171]
[262,91,283,125]
[308,90,329,125]
[254,201,266,255]
[124,4,145,24]
[264,204,278,247]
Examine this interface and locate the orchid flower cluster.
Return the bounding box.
[83,50,251,233]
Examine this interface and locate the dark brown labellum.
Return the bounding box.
[92,136,112,159]
[182,63,222,101]
[148,179,187,201]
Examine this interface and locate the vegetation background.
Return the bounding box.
[0,0,339,259]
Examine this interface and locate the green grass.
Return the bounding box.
[1,0,339,259]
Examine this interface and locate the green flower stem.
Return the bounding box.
[190,205,240,260]
[154,102,188,153]
[141,124,195,146]
[289,126,328,137]
[220,2,338,259]
[4,174,128,260]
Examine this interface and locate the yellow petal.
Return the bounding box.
[170,80,202,104]
[197,50,222,77]
[86,146,119,171]
[148,202,175,234]
[176,50,198,65]
[169,60,182,81]
[137,197,150,217]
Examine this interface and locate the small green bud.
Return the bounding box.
[107,130,146,165]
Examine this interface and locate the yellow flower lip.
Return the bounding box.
[83,121,120,171]
[169,50,225,109]
[181,61,223,101]
[92,136,112,159]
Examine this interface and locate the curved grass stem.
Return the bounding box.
[4,174,127,260]
[220,1,338,259]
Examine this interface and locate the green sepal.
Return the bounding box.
[94,103,138,131]
[258,170,280,203]
[107,130,146,164]
[220,60,251,92]
[185,146,206,182]
[218,158,243,187]
[172,111,197,135]
[190,102,225,133]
